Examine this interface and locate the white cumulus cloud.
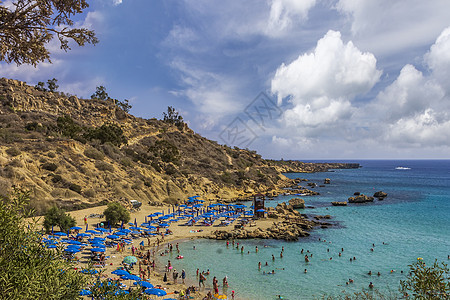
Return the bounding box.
[266,0,317,36]
[271,30,381,131]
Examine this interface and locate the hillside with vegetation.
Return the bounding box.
[0,78,358,215]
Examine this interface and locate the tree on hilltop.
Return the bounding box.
[0,0,98,66]
[91,85,132,113]
[91,85,109,101]
[35,78,59,92]
[163,106,184,128]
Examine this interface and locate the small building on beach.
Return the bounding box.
[253,193,265,218]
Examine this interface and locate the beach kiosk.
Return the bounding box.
[253,193,265,218]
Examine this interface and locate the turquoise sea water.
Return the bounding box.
[158,160,450,299]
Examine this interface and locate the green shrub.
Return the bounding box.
[83,123,127,146]
[95,160,114,172]
[68,183,82,194]
[83,189,95,198]
[56,115,82,139]
[103,202,130,226]
[5,147,21,156]
[42,205,76,233]
[41,162,58,171]
[120,157,133,167]
[50,173,63,183]
[400,259,449,298]
[0,189,87,299]
[84,147,104,160]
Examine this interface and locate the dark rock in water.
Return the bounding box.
[319,185,325,187]
[324,178,331,184]
[331,201,347,206]
[348,194,374,203]
[307,182,317,187]
[289,198,305,209]
[354,192,360,196]
[373,191,387,200]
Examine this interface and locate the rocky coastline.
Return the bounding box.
[208,200,333,241]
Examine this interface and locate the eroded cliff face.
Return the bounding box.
[0,78,289,214]
[0,78,359,215]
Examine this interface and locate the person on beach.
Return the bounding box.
[272,254,275,261]
[231,290,235,300]
[84,216,87,225]
[181,269,186,283]
[258,262,261,269]
[199,273,206,288]
[255,246,258,253]
[369,282,374,289]
[173,269,178,283]
[223,276,228,287]
[280,251,283,258]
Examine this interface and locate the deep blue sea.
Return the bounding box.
[158,160,450,299]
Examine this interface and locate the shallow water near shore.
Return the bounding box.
[158,160,450,299]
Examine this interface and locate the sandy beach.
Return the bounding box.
[47,203,274,299]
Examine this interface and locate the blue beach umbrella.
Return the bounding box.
[64,248,80,253]
[86,230,98,234]
[144,288,167,296]
[53,232,67,236]
[122,274,140,281]
[256,209,266,212]
[111,269,130,276]
[107,235,119,239]
[90,248,105,252]
[77,233,91,238]
[134,281,154,288]
[79,289,92,296]
[46,244,57,249]
[70,226,82,230]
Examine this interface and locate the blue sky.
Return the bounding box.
[2,0,450,159]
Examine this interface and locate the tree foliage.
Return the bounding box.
[163,106,184,128]
[43,205,76,233]
[84,122,127,147]
[103,202,130,227]
[91,86,132,113]
[0,0,98,66]
[56,114,82,139]
[0,188,87,298]
[91,85,109,101]
[400,260,449,299]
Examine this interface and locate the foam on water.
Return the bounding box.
[158,160,450,299]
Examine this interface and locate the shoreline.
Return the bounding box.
[60,203,274,299]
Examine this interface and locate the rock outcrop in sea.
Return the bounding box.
[348,194,374,203]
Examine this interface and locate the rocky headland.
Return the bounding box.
[208,200,333,241]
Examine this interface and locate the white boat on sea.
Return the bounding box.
[395,166,411,170]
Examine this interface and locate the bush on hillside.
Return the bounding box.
[84,147,105,160]
[41,162,58,171]
[5,147,21,156]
